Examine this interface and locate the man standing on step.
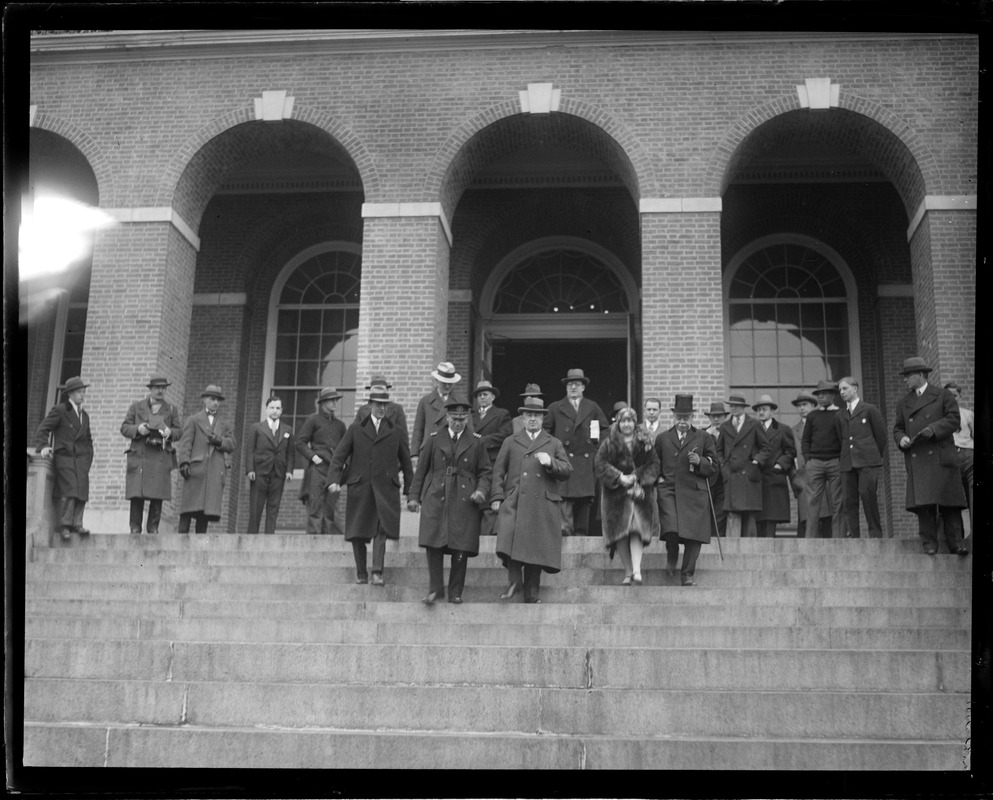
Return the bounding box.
[943,381,974,533]
[408,395,491,604]
[702,401,729,538]
[893,357,968,556]
[354,374,408,441]
[177,385,236,534]
[328,387,413,585]
[295,387,347,536]
[790,391,822,538]
[121,374,182,534]
[752,395,796,538]
[35,376,94,541]
[470,379,512,536]
[245,395,295,534]
[836,377,887,538]
[800,380,845,539]
[411,361,467,458]
[639,397,665,444]
[543,368,608,536]
[717,393,770,538]
[491,396,573,603]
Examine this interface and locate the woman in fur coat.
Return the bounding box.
[594,407,661,585]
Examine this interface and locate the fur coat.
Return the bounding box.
[594,425,660,550]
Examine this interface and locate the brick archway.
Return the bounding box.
[29,112,111,203]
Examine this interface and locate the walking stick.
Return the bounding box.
[705,474,724,562]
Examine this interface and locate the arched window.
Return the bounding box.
[492,248,629,314]
[265,244,361,434]
[725,235,859,422]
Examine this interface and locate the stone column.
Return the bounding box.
[26,452,58,558]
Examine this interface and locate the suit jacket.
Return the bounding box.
[121,396,182,500]
[638,421,665,444]
[542,396,609,497]
[717,415,771,511]
[471,404,513,463]
[35,400,93,500]
[836,399,886,470]
[245,420,295,479]
[893,384,966,509]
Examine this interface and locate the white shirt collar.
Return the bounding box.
[917,382,928,397]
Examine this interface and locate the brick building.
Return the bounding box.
[23,29,977,536]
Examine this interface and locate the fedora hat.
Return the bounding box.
[612,400,629,414]
[705,401,728,417]
[431,362,461,384]
[791,391,818,407]
[562,368,590,385]
[364,374,393,390]
[520,383,543,397]
[146,374,170,388]
[813,379,838,394]
[318,387,344,402]
[726,393,749,407]
[200,384,225,400]
[752,394,778,411]
[62,376,89,394]
[367,389,391,403]
[899,356,932,376]
[444,394,471,411]
[472,379,500,399]
[518,396,550,415]
[671,394,695,414]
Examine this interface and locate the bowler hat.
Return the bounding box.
[899,356,932,376]
[62,376,90,394]
[431,362,461,384]
[705,401,728,417]
[726,393,749,407]
[146,374,170,388]
[364,374,393,390]
[752,394,778,411]
[562,368,590,385]
[472,380,500,399]
[518,396,550,415]
[671,394,695,414]
[791,391,818,407]
[200,384,225,400]
[813,379,838,394]
[318,387,343,402]
[520,383,543,397]
[444,394,471,411]
[368,389,391,403]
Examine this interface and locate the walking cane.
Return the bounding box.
[705,474,725,562]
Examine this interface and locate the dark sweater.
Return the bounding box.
[801,407,841,460]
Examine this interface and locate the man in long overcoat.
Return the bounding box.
[836,377,887,538]
[717,393,771,537]
[408,395,491,604]
[245,395,295,534]
[328,388,413,585]
[354,374,408,440]
[177,384,236,533]
[893,357,968,555]
[491,396,573,603]
[411,361,470,456]
[295,387,347,536]
[702,401,729,537]
[470,379,512,536]
[655,395,720,586]
[121,374,182,534]
[752,395,796,538]
[543,368,609,536]
[35,376,94,540]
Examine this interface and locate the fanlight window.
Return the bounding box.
[493,249,629,314]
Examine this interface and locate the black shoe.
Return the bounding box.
[422,591,441,605]
[924,546,937,556]
[448,596,463,604]
[499,582,521,600]
[956,547,969,557]
[370,573,384,586]
[130,528,142,535]
[524,595,541,604]
[681,578,696,586]
[355,575,368,584]
[73,526,90,536]
[147,529,158,535]
[60,527,72,541]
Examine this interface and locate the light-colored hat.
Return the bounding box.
[518,396,550,415]
[368,389,391,403]
[146,374,170,387]
[318,387,344,402]
[899,356,932,376]
[562,368,590,385]
[431,362,461,383]
[200,384,225,400]
[752,394,778,411]
[472,380,500,399]
[62,376,90,394]
[671,394,695,414]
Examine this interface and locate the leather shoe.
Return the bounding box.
[681,578,696,586]
[147,529,158,535]
[370,573,384,586]
[73,526,90,536]
[448,596,463,604]
[422,591,441,605]
[924,546,937,556]
[524,595,541,604]
[621,575,633,586]
[130,528,142,535]
[956,547,969,557]
[355,576,368,584]
[60,527,72,541]
[499,581,521,600]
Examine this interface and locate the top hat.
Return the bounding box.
[562,368,590,385]
[146,374,170,388]
[671,394,695,414]
[705,401,728,417]
[444,394,471,411]
[726,393,749,407]
[431,362,461,384]
[752,394,778,411]
[518,396,550,415]
[200,384,225,400]
[472,380,500,399]
[791,391,818,407]
[813,379,838,394]
[368,389,391,403]
[520,383,543,397]
[318,387,344,403]
[899,356,932,376]
[62,376,90,394]
[364,374,393,390]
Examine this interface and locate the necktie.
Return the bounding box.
[270,421,278,434]
[735,416,742,433]
[479,407,487,418]
[678,433,685,444]
[573,400,580,412]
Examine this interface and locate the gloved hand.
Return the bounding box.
[406,499,420,513]
[208,434,223,447]
[470,490,487,506]
[918,426,936,440]
[180,463,191,480]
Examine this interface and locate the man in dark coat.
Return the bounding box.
[491,396,573,603]
[411,361,467,457]
[120,374,182,534]
[701,401,729,537]
[177,385,236,533]
[655,395,720,585]
[542,368,609,536]
[836,377,887,538]
[245,395,295,534]
[408,395,491,604]
[295,387,347,536]
[639,397,665,443]
[893,357,968,556]
[801,380,845,539]
[354,374,408,441]
[511,383,543,433]
[470,379,512,536]
[790,391,824,538]
[751,395,796,538]
[328,388,414,585]
[35,376,94,540]
[717,393,771,538]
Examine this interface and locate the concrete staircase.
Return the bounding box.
[23,530,972,770]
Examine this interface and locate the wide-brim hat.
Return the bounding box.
[318,387,344,402]
[146,374,171,388]
[752,394,778,411]
[201,384,225,400]
[367,389,391,403]
[472,380,500,399]
[899,356,932,376]
[364,374,393,390]
[444,394,471,412]
[813,379,838,394]
[431,362,461,384]
[726,393,749,407]
[62,376,90,394]
[705,401,728,417]
[520,383,543,397]
[518,396,550,415]
[791,391,818,407]
[671,394,695,414]
[562,368,590,385]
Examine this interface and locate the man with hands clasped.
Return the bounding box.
[295,387,347,536]
[176,385,236,533]
[245,395,295,534]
